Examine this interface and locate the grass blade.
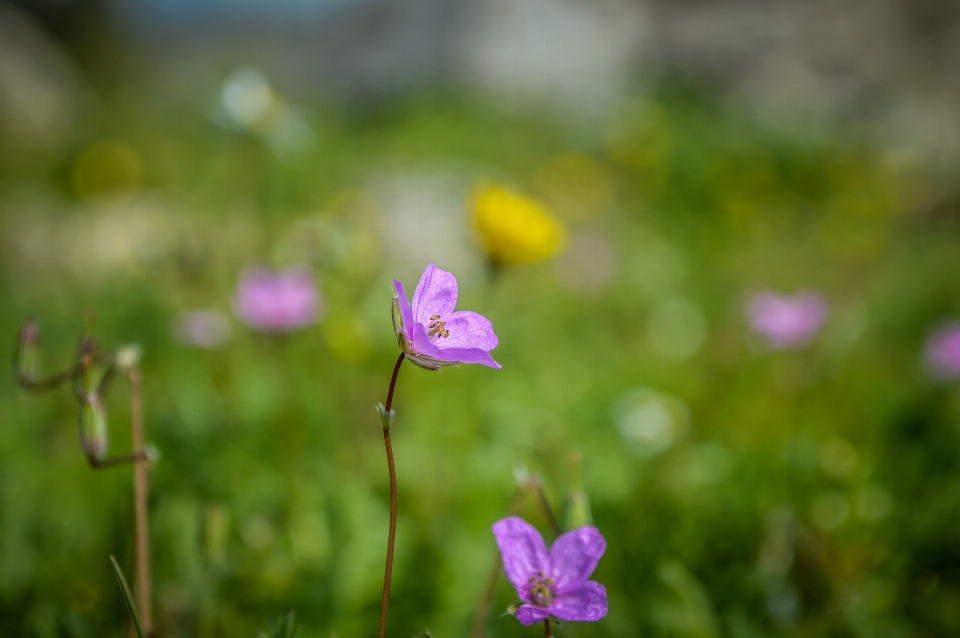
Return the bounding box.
[109,555,146,638]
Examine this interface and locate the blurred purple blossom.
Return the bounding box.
[172,310,232,348]
[235,267,322,332]
[747,291,826,349]
[924,321,960,379]
[392,263,500,370]
[492,516,607,625]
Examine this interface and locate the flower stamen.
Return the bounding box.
[427,315,450,339]
[527,571,556,607]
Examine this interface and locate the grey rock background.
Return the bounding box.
[4,0,960,168]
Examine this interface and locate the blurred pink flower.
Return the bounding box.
[235,267,322,332]
[924,321,960,379]
[747,291,826,349]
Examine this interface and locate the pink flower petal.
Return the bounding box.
[412,264,458,326]
[437,346,501,369]
[549,526,606,590]
[410,311,502,369]
[393,279,416,343]
[411,320,450,359]
[493,517,549,598]
[549,581,608,622]
[441,311,498,351]
[514,604,552,625]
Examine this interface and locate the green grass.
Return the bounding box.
[1,81,959,637]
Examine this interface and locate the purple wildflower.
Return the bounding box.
[392,264,501,370]
[924,321,960,379]
[747,291,826,349]
[492,516,607,625]
[235,267,322,332]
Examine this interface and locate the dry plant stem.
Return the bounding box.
[378,353,405,638]
[15,364,85,392]
[128,367,153,636]
[544,620,551,638]
[88,450,150,469]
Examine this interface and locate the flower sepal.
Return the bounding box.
[375,403,395,432]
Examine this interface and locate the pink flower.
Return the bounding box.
[747,291,826,349]
[493,516,607,625]
[235,267,322,332]
[924,321,960,379]
[392,264,501,370]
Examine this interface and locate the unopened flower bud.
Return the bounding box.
[564,490,593,530]
[78,394,108,459]
[563,452,593,529]
[513,464,531,487]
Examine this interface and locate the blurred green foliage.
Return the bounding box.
[2,78,960,638]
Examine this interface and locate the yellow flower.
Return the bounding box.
[470,184,566,266]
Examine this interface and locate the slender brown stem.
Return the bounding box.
[378,353,405,638]
[15,365,85,392]
[544,619,551,638]
[384,353,405,413]
[87,450,150,469]
[128,367,153,636]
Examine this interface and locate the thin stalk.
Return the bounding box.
[15,363,85,392]
[87,450,150,469]
[544,619,551,638]
[128,367,153,636]
[378,353,405,638]
[533,481,562,538]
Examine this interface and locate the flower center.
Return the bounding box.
[527,571,556,607]
[427,314,450,339]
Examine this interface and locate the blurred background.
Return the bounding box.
[3,0,960,635]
